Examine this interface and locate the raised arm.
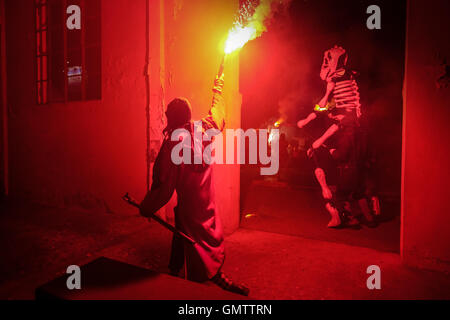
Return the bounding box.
[297,112,317,128]
[203,74,225,132]
[298,81,336,128]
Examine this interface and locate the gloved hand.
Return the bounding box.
[317,81,336,109]
[213,73,224,94]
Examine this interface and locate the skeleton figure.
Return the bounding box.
[298,45,379,228]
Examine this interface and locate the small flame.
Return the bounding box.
[224,0,274,55]
[274,119,283,127]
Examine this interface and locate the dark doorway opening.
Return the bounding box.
[0,9,7,201]
[239,0,406,253]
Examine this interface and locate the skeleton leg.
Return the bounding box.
[314,167,341,227]
[364,174,381,216]
[358,198,377,227]
[325,202,341,228]
[311,123,341,227]
[310,148,341,227]
[371,196,381,216]
[315,168,332,199]
[312,124,339,150]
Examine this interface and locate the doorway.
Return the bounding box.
[0,0,7,200]
[239,0,406,253]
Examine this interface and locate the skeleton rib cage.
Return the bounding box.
[333,77,362,118]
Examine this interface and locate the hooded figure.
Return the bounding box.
[139,74,249,296]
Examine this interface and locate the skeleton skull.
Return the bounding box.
[320,45,348,82]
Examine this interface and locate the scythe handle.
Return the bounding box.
[122,193,196,246]
[217,55,225,77]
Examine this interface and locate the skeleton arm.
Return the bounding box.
[297,112,317,128]
[298,81,336,128]
[318,81,336,109]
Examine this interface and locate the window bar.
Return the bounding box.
[35,1,41,104]
[63,0,68,102]
[42,0,48,104]
[40,26,43,105]
[35,0,48,104]
[81,0,86,100]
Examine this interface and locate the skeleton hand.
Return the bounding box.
[317,81,336,109]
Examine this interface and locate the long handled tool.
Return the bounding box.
[217,55,225,77]
[122,193,196,245]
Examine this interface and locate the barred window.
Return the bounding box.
[35,0,48,104]
[35,0,101,104]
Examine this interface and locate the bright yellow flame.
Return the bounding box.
[224,26,257,54]
[223,0,274,55]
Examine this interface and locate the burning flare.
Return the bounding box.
[224,0,275,54]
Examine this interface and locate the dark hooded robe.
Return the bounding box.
[140,91,226,282]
